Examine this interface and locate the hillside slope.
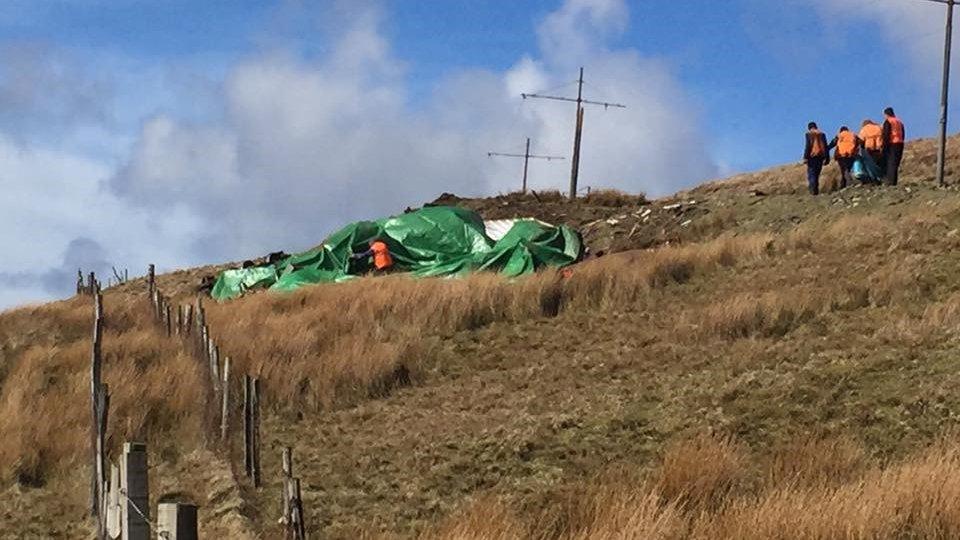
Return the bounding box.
[3,134,960,538]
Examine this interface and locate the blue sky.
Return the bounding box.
[0,0,955,308]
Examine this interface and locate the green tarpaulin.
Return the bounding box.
[211,206,582,301]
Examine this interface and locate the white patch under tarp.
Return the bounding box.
[484,218,554,241]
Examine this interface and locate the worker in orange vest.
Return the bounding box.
[859,119,884,182]
[828,126,861,190]
[882,107,905,186]
[352,239,395,273]
[803,122,830,195]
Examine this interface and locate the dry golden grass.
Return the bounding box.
[764,436,868,490]
[204,232,774,410]
[655,434,749,511]
[429,435,960,540]
[695,290,822,339]
[0,293,203,485]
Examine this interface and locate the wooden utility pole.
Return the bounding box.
[488,137,564,194]
[522,67,626,199]
[938,0,955,186]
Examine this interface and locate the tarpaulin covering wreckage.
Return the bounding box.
[211,206,582,301]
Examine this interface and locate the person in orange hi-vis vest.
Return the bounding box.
[351,238,395,273]
[859,119,884,183]
[803,122,831,195]
[828,126,861,190]
[882,107,906,186]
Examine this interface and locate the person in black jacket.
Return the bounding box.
[803,122,830,195]
[881,107,906,186]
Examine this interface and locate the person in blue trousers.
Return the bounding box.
[803,122,830,195]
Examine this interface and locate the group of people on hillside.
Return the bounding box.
[803,107,906,195]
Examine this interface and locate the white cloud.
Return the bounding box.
[0,134,207,304]
[810,0,950,76]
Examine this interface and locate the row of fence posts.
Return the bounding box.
[87,271,198,539]
[145,266,308,537]
[146,265,262,486]
[78,268,129,294]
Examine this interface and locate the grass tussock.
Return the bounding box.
[206,233,775,410]
[655,433,749,510]
[583,188,648,207]
[429,435,960,540]
[696,290,822,339]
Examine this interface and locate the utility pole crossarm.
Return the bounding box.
[488,152,565,160]
[521,67,628,199]
[521,93,627,109]
[487,137,565,193]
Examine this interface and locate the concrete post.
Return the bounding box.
[120,442,150,540]
[107,463,121,539]
[157,503,198,540]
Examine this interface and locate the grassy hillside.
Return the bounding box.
[3,135,960,538]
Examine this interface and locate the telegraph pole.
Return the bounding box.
[939,0,955,186]
[920,0,956,186]
[488,137,564,194]
[522,67,626,200]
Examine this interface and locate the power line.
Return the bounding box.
[522,67,627,200]
[488,137,565,194]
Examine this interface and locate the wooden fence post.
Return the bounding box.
[147,264,155,296]
[220,357,230,441]
[281,447,293,533]
[164,304,172,337]
[244,375,252,478]
[120,442,150,540]
[209,343,221,388]
[287,478,306,540]
[90,284,104,519]
[184,305,193,337]
[95,383,110,540]
[252,377,261,488]
[157,503,198,540]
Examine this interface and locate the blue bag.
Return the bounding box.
[852,157,866,179]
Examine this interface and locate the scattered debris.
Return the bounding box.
[663,203,682,211]
[681,220,692,227]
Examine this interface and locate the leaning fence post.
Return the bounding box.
[120,442,150,540]
[220,357,231,441]
[281,447,293,531]
[157,503,198,540]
